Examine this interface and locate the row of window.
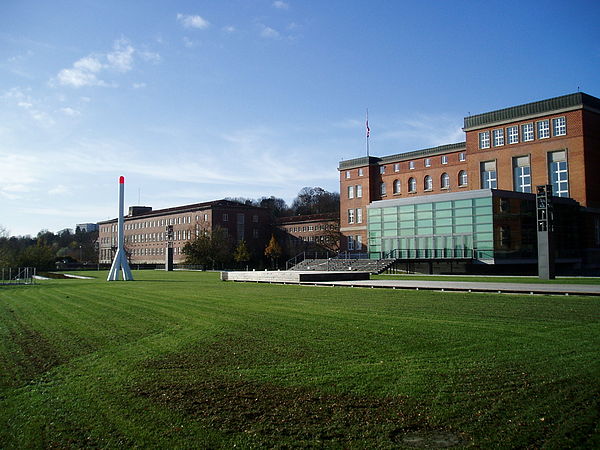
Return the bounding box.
[343,153,467,180]
[100,213,261,234]
[284,224,338,233]
[478,117,566,149]
[347,184,363,199]
[380,171,468,196]
[347,208,364,224]
[479,151,569,197]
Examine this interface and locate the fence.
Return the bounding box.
[0,267,36,285]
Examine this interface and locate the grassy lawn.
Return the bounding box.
[373,273,600,285]
[1,271,598,448]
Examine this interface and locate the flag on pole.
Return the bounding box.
[366,116,370,138]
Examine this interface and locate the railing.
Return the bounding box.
[369,248,495,260]
[285,251,336,270]
[0,267,36,285]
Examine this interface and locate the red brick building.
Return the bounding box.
[275,213,340,254]
[98,200,271,265]
[339,92,600,255]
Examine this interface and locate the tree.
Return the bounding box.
[291,187,340,215]
[233,240,251,269]
[182,226,233,270]
[264,234,283,269]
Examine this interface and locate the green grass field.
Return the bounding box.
[1,271,598,448]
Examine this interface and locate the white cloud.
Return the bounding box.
[48,184,68,195]
[106,39,135,72]
[260,25,280,39]
[222,25,236,33]
[273,1,290,9]
[74,56,103,72]
[177,13,210,29]
[182,37,199,48]
[132,82,146,89]
[53,38,159,88]
[59,107,80,116]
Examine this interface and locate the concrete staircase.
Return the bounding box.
[289,258,396,274]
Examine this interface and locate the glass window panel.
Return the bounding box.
[399,220,414,228]
[435,226,453,234]
[454,199,472,208]
[369,231,381,238]
[454,208,472,217]
[455,225,473,233]
[416,219,433,227]
[416,203,433,211]
[399,228,415,236]
[399,205,414,213]
[475,206,492,216]
[454,216,473,225]
[476,232,494,242]
[473,197,492,207]
[416,227,433,235]
[383,214,397,222]
[416,210,433,220]
[383,222,397,230]
[383,230,397,237]
[475,223,493,233]
[370,223,381,231]
[435,209,452,218]
[383,207,397,215]
[435,201,453,210]
[436,217,452,226]
[474,214,493,224]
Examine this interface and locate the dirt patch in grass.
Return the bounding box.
[8,323,64,387]
[135,378,469,447]
[135,330,469,447]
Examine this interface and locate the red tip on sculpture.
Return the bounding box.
[119,176,125,184]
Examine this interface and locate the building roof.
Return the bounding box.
[463,92,600,131]
[338,142,466,170]
[98,199,266,224]
[275,212,339,225]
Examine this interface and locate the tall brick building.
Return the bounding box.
[98,200,271,265]
[339,93,600,272]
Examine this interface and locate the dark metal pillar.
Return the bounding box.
[536,185,555,279]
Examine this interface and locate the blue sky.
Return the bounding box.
[1,0,599,237]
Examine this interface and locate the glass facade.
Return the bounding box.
[368,193,495,260]
[364,190,577,264]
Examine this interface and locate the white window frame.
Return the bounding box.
[459,170,468,186]
[348,209,355,224]
[380,182,386,196]
[356,184,362,198]
[425,158,431,167]
[537,120,550,139]
[356,208,363,224]
[441,155,448,164]
[409,161,415,170]
[358,168,363,176]
[552,117,566,136]
[408,177,416,193]
[424,175,432,191]
[393,179,401,194]
[479,131,490,149]
[394,163,400,172]
[348,185,354,199]
[507,126,519,144]
[441,172,450,189]
[380,165,386,174]
[345,171,351,179]
[459,152,466,162]
[522,123,534,142]
[493,129,504,147]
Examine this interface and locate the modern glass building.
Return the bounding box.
[367,189,580,270]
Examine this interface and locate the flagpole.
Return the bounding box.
[366,108,370,157]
